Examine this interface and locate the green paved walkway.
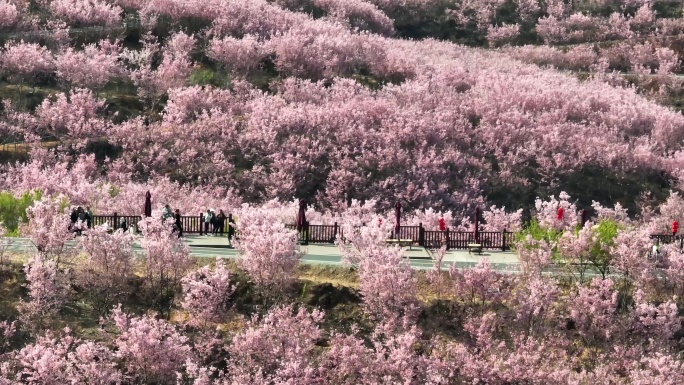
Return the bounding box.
[4,236,522,271]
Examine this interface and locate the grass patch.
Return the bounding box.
[297,264,359,288]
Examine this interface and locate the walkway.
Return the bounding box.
[3,236,521,272]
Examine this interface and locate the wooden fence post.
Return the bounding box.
[333,222,338,243]
[445,227,450,251]
[305,220,310,245]
[113,212,118,230]
[419,223,425,247]
[502,228,507,251]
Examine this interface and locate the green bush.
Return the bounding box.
[0,190,42,235]
[188,68,230,88]
[514,219,563,245]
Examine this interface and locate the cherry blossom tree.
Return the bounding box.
[611,228,654,283]
[1,40,54,97]
[0,320,15,353]
[21,196,74,264]
[234,206,301,301]
[18,255,70,334]
[122,32,195,106]
[515,235,554,276]
[226,304,323,384]
[511,276,559,334]
[138,214,194,316]
[49,0,122,27]
[357,244,419,326]
[482,205,522,232]
[449,259,510,315]
[0,0,19,29]
[208,35,266,76]
[55,40,122,90]
[10,330,121,385]
[32,88,110,144]
[568,278,620,344]
[631,289,680,348]
[109,305,193,384]
[180,258,236,326]
[487,23,520,47]
[76,227,135,316]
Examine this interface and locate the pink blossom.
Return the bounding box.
[569,278,619,341]
[18,255,71,334]
[534,192,579,231]
[632,289,680,345]
[0,1,18,28]
[138,214,194,315]
[56,40,122,88]
[110,305,193,384]
[234,206,301,297]
[482,205,522,232]
[181,258,237,326]
[487,23,520,48]
[49,0,122,27]
[208,35,266,76]
[76,227,135,316]
[1,40,54,81]
[21,196,74,262]
[227,304,323,384]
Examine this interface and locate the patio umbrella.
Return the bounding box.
[296,200,307,232]
[144,191,152,218]
[394,201,401,239]
[474,207,480,243]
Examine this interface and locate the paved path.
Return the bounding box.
[2,236,521,272]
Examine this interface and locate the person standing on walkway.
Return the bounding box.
[227,214,236,247]
[85,207,93,229]
[211,209,220,235]
[204,209,213,236]
[216,210,226,235]
[76,207,85,236]
[69,208,78,232]
[162,205,173,223]
[174,209,183,238]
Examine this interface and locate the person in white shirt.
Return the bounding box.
[204,209,213,235]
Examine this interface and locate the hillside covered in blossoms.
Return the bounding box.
[0,0,682,217]
[0,0,684,384]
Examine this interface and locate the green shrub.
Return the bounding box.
[514,219,563,245]
[189,68,229,88]
[0,190,42,235]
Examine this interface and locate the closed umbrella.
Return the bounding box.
[474,207,480,243]
[394,201,401,239]
[296,200,307,232]
[144,191,152,218]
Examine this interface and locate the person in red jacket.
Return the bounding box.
[673,220,679,236]
[439,217,446,231]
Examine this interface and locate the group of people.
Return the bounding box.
[158,206,235,244]
[69,206,93,235]
[162,205,183,238]
[651,236,684,263]
[202,208,236,243]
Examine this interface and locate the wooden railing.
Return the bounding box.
[286,221,514,251]
[85,215,684,253]
[92,215,517,250]
[92,213,224,235]
[650,234,680,244]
